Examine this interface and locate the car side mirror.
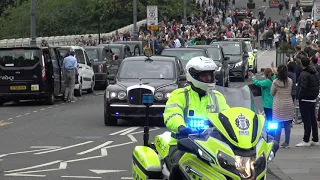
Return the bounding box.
[253,49,258,53]
[107,74,115,81]
[179,74,186,81]
[224,57,230,61]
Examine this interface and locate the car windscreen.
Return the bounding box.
[119,60,175,79]
[0,49,41,67]
[111,48,121,56]
[218,43,241,55]
[206,48,221,61]
[86,49,100,61]
[161,50,206,66]
[245,41,252,52]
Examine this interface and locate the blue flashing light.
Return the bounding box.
[266,121,278,131]
[188,118,205,129]
[130,97,134,100]
[115,112,119,115]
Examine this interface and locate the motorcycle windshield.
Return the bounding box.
[206,85,264,149]
[212,85,256,112]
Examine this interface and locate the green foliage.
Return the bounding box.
[0,0,199,39]
[277,43,296,53]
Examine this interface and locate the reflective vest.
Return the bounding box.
[163,86,230,144]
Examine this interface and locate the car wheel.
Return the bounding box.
[75,82,83,97]
[46,93,55,105]
[87,78,94,94]
[104,112,117,126]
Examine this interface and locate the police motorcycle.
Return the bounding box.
[132,85,279,180]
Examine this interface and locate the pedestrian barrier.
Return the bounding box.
[276,51,294,66]
[0,19,147,48]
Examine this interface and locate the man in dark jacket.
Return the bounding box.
[296,56,320,147]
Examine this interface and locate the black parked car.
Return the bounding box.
[187,45,230,87]
[161,48,207,67]
[211,41,249,81]
[84,46,113,88]
[113,41,146,56]
[104,56,186,126]
[99,44,132,76]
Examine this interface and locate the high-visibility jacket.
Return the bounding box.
[163,85,230,143]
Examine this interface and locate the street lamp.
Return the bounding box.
[30,0,37,46]
[133,0,138,40]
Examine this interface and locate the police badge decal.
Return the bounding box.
[235,114,250,136]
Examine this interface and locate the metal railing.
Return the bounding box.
[0,19,147,48]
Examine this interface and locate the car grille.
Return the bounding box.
[128,88,153,105]
[229,64,235,69]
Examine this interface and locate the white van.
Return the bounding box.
[300,0,314,11]
[57,46,95,96]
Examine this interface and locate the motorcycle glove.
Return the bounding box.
[178,125,194,135]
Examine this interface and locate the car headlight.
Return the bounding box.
[165,93,170,99]
[110,92,117,99]
[117,91,126,100]
[154,92,164,100]
[235,61,243,68]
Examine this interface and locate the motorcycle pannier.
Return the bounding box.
[132,146,162,180]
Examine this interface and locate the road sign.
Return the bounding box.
[147,6,158,26]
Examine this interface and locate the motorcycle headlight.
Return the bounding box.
[110,92,117,99]
[155,92,164,100]
[165,93,170,99]
[235,61,243,67]
[117,91,126,100]
[198,149,212,162]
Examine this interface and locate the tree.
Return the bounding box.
[0,0,199,39]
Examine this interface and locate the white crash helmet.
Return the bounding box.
[186,56,218,91]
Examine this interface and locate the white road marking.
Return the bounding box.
[40,108,45,110]
[7,118,13,120]
[4,160,62,173]
[120,127,140,135]
[129,127,160,135]
[89,169,126,174]
[30,146,61,149]
[25,113,30,115]
[100,148,108,156]
[35,141,93,155]
[48,106,52,109]
[257,50,266,59]
[121,177,133,180]
[54,105,58,107]
[59,162,68,169]
[127,135,138,142]
[5,173,45,177]
[61,176,101,179]
[109,127,138,135]
[0,148,57,158]
[6,168,60,175]
[77,141,113,155]
[263,7,268,13]
[102,141,135,149]
[33,111,38,113]
[65,155,106,163]
[16,115,21,118]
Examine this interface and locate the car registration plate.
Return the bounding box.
[10,86,26,90]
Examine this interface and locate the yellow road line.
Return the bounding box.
[0,120,12,127]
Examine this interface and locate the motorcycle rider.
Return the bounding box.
[163,56,230,180]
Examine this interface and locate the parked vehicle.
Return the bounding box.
[113,41,146,56]
[57,46,95,96]
[84,46,113,89]
[0,46,65,105]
